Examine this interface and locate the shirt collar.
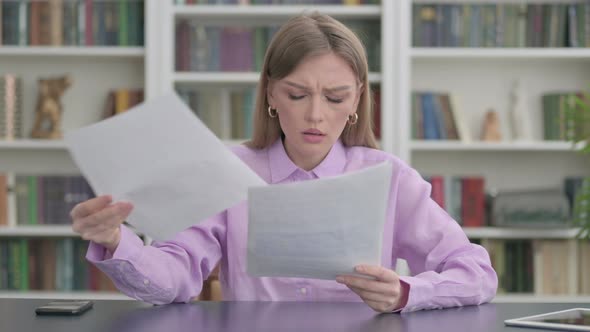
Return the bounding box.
[268,138,347,183]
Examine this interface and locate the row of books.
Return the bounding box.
[103,89,144,119]
[0,85,142,141]
[412,4,590,48]
[0,237,587,295]
[425,175,587,228]
[542,92,590,141]
[1,0,144,47]
[0,174,94,226]
[177,87,256,139]
[0,172,582,229]
[0,238,116,291]
[411,92,467,141]
[0,75,23,140]
[175,21,380,72]
[489,239,534,293]
[482,239,590,295]
[411,90,590,142]
[424,176,485,227]
[176,24,278,73]
[174,0,380,5]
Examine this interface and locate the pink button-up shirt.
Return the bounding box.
[87,139,497,313]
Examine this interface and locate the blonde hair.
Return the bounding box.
[245,12,378,150]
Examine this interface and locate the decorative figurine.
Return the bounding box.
[31,75,72,139]
[508,79,532,141]
[481,109,502,141]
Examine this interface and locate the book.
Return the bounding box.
[0,75,23,140]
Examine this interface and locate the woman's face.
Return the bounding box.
[267,52,361,170]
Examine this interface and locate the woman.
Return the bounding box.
[71,13,497,313]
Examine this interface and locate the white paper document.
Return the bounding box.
[64,93,266,241]
[247,161,392,280]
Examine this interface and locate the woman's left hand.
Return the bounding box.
[336,265,409,313]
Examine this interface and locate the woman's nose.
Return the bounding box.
[304,96,324,123]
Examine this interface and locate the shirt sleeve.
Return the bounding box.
[86,211,227,305]
[392,166,498,313]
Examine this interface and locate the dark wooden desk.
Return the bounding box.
[2,298,589,332]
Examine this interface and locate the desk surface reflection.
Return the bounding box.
[2,298,588,332]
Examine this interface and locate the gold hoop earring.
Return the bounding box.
[348,113,358,125]
[267,105,278,118]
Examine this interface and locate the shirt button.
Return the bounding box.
[299,287,307,294]
[143,279,150,285]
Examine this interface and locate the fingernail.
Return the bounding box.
[126,203,134,212]
[119,202,133,213]
[336,277,345,283]
[355,266,364,273]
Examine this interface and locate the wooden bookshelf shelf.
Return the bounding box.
[173,5,381,20]
[411,48,590,60]
[410,141,585,152]
[463,227,581,239]
[174,72,382,85]
[0,46,145,58]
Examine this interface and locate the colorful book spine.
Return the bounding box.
[1,75,23,140]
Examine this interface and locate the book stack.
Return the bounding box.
[0,75,23,140]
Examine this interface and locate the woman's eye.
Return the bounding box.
[326,96,343,104]
[288,94,305,100]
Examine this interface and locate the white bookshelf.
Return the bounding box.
[410,140,585,152]
[0,46,144,58]
[403,0,590,301]
[402,1,590,182]
[463,227,581,239]
[174,72,382,85]
[173,4,381,20]
[0,0,156,299]
[411,48,590,59]
[0,225,77,237]
[0,139,68,150]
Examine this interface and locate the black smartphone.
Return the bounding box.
[35,300,94,316]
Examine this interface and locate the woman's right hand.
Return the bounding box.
[70,195,134,253]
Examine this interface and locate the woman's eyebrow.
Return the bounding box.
[283,80,352,93]
[284,80,311,92]
[324,86,352,93]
